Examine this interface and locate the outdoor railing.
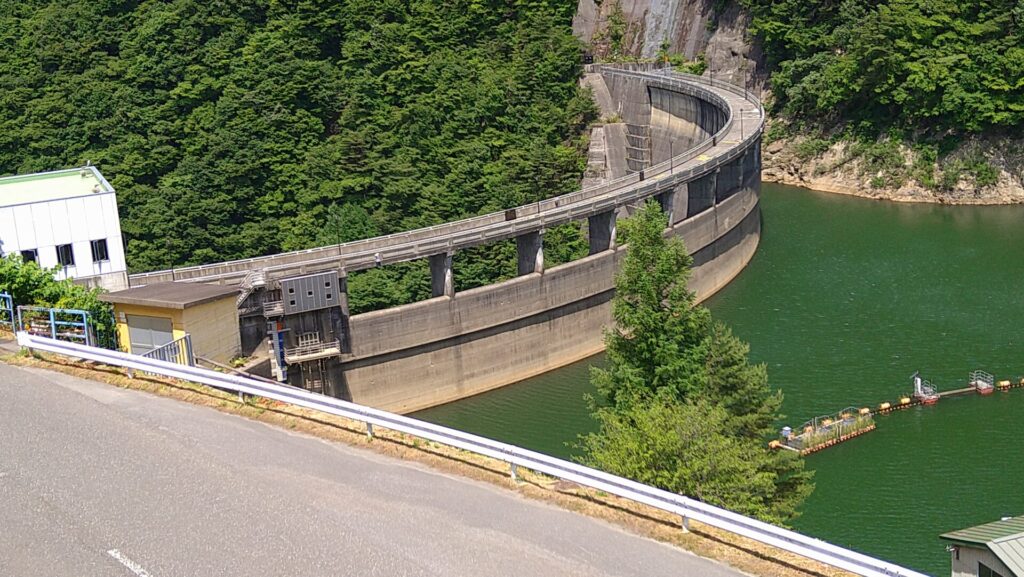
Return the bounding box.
[0,292,13,331]
[283,340,341,363]
[15,332,929,577]
[141,334,195,366]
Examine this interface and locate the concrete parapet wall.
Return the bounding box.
[649,86,727,165]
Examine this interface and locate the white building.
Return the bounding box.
[0,166,128,291]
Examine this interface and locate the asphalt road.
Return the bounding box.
[0,362,745,577]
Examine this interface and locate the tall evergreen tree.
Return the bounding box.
[581,201,813,524]
[592,201,711,410]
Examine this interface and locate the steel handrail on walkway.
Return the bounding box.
[15,332,929,577]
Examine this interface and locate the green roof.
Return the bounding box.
[0,166,114,208]
[942,517,1024,545]
[942,516,1024,577]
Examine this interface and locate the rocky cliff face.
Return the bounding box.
[763,135,1024,205]
[573,0,763,90]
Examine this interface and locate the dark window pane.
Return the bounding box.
[90,238,109,262]
[20,249,37,263]
[56,244,75,266]
[980,562,1006,577]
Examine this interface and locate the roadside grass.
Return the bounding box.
[1,349,853,577]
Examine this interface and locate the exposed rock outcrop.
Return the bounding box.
[763,135,1024,205]
[573,0,763,91]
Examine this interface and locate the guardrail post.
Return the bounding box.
[366,422,374,439]
[680,515,690,533]
[509,462,519,483]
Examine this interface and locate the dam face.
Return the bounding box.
[128,67,764,413]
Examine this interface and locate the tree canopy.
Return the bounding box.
[0,0,596,305]
[579,202,813,524]
[745,0,1024,136]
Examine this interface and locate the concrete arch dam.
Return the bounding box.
[129,67,765,413]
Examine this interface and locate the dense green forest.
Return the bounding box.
[745,0,1024,136]
[0,0,595,310]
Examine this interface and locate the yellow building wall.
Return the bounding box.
[113,298,239,364]
[181,298,240,365]
[112,304,185,354]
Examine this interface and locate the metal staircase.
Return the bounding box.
[236,269,266,307]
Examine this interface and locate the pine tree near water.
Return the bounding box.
[580,201,813,525]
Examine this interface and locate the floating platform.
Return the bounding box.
[772,370,1024,456]
[774,407,876,455]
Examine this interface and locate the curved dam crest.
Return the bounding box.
[128,68,764,413]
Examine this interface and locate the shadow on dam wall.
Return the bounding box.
[337,70,763,412]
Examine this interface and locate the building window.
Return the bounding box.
[90,239,109,262]
[980,562,1006,577]
[56,244,75,267]
[20,249,38,264]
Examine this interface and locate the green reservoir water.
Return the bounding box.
[415,184,1024,576]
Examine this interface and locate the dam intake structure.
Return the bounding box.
[128,67,765,413]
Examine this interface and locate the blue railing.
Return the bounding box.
[16,306,92,346]
[0,292,13,331]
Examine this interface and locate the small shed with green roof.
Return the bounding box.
[941,516,1024,577]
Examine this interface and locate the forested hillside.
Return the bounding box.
[0,0,595,304]
[746,0,1024,135]
[743,0,1024,198]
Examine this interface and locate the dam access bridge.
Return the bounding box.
[127,66,765,413]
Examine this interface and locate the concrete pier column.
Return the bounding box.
[657,189,676,225]
[429,252,455,297]
[335,271,352,354]
[588,211,617,255]
[516,230,545,275]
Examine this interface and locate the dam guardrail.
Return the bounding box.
[16,331,929,577]
[128,67,764,286]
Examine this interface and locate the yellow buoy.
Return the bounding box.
[859,407,871,415]
[879,402,891,410]
[900,397,911,405]
[999,380,1011,387]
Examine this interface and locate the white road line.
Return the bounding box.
[106,549,154,577]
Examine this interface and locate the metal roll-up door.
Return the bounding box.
[126,314,173,354]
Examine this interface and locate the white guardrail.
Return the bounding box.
[16,332,929,577]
